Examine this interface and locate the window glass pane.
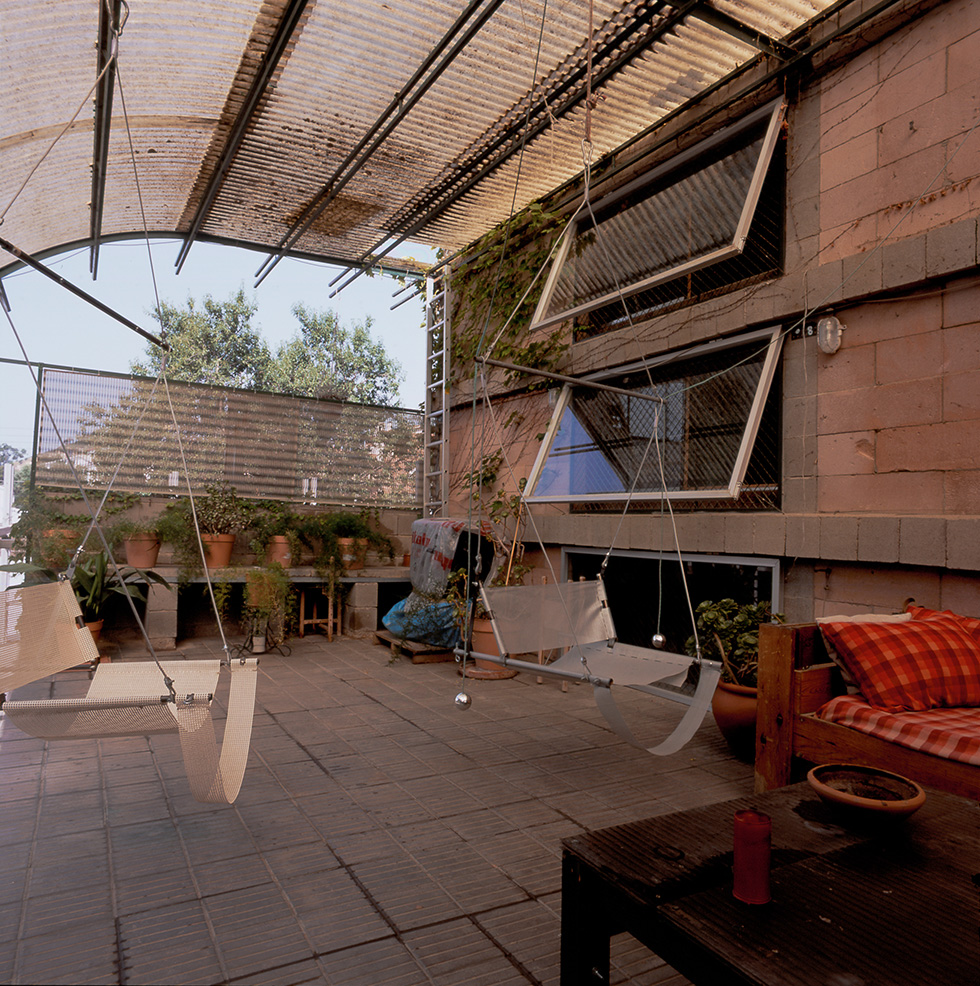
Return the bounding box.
[544,134,765,321]
[532,101,785,337]
[529,334,780,502]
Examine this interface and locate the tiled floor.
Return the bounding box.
[0,633,753,985]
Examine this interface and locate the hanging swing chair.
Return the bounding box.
[0,29,259,801]
[457,576,721,756]
[0,572,259,805]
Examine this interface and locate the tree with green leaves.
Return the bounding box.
[133,289,272,390]
[0,443,26,464]
[132,291,403,406]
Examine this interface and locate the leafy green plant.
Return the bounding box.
[248,500,302,562]
[2,551,171,623]
[449,201,569,389]
[194,482,252,535]
[684,598,783,687]
[245,562,293,647]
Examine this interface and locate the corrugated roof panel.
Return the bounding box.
[0,0,846,275]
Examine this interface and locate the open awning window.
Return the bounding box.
[526,327,783,504]
[531,99,786,336]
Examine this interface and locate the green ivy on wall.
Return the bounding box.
[448,201,569,389]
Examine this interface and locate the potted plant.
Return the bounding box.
[9,488,84,570]
[685,598,783,760]
[112,517,163,569]
[157,483,252,577]
[2,550,171,644]
[195,482,252,567]
[248,501,301,567]
[244,562,292,652]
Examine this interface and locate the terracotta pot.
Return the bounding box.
[123,534,161,569]
[711,679,758,761]
[336,537,366,571]
[463,617,517,679]
[264,535,292,566]
[85,619,104,646]
[202,533,236,568]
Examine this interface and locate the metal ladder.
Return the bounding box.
[423,272,450,517]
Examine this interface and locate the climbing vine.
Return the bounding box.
[448,201,569,388]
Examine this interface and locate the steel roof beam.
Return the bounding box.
[89,0,123,281]
[174,0,313,274]
[685,3,798,61]
[253,0,508,286]
[329,1,698,293]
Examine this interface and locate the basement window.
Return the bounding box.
[525,327,783,505]
[531,99,785,339]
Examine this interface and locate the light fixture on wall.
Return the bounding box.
[816,314,844,354]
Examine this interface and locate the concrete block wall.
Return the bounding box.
[444,1,980,625]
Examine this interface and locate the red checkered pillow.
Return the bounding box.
[907,605,980,635]
[820,616,980,712]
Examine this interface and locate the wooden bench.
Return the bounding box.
[754,622,980,799]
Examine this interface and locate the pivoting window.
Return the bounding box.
[531,99,785,339]
[526,327,783,506]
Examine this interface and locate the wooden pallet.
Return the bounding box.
[374,630,454,664]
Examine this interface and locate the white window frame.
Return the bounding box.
[530,98,786,333]
[525,326,784,504]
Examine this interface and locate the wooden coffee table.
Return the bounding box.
[560,783,979,985]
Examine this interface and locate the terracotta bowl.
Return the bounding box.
[807,763,926,819]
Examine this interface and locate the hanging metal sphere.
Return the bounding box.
[651,632,667,650]
[454,690,472,710]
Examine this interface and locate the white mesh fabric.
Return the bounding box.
[0,581,99,692]
[2,658,258,805]
[481,580,614,656]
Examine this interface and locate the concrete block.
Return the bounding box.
[936,571,980,616]
[899,516,946,568]
[780,476,817,516]
[943,283,980,330]
[841,248,882,298]
[785,514,819,560]
[819,516,859,561]
[817,431,876,476]
[804,260,844,310]
[946,518,980,571]
[753,516,786,558]
[145,583,177,650]
[817,472,945,515]
[882,235,926,291]
[696,514,725,555]
[723,514,755,555]
[945,469,980,514]
[926,219,978,278]
[858,516,900,563]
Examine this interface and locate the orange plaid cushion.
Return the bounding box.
[820,616,980,712]
[817,696,980,765]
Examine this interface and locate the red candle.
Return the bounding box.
[733,809,771,904]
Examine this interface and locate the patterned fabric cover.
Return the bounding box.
[817,695,980,766]
[819,614,980,712]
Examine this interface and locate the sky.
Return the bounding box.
[0,238,433,462]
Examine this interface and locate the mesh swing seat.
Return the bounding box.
[0,580,258,805]
[466,579,721,756]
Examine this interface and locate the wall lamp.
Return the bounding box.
[816,314,844,354]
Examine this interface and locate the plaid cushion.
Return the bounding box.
[820,617,980,712]
[817,695,980,766]
[907,605,980,634]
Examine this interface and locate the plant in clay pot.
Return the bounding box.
[248,501,301,567]
[244,562,292,652]
[157,483,252,578]
[112,518,163,568]
[685,598,783,760]
[2,550,171,644]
